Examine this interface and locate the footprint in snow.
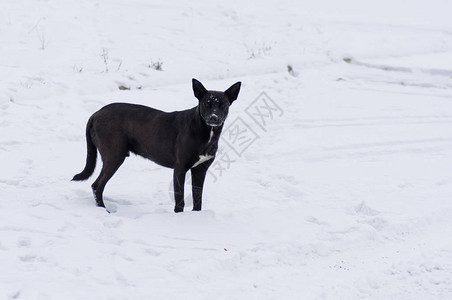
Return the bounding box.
[17,237,31,248]
[353,201,380,216]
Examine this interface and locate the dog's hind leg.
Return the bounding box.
[173,167,187,213]
[91,154,126,209]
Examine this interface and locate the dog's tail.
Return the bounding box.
[72,117,97,181]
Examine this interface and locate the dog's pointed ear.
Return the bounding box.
[192,78,207,100]
[225,81,241,104]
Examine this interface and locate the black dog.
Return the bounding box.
[72,79,241,212]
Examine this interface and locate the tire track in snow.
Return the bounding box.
[300,137,452,161]
[344,56,452,77]
[296,115,452,129]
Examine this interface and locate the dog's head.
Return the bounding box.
[192,78,241,127]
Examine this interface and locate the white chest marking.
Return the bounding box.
[208,128,214,144]
[192,155,214,168]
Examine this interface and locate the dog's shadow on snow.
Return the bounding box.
[104,196,175,218]
[73,189,188,218]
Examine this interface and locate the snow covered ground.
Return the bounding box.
[1,0,452,299]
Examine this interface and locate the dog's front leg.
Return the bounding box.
[191,162,211,211]
[173,168,186,213]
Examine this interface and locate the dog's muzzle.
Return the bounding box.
[205,114,223,127]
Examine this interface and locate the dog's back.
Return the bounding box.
[90,103,184,168]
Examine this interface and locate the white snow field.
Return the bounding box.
[1,0,452,299]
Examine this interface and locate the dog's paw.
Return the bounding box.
[174,207,184,213]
